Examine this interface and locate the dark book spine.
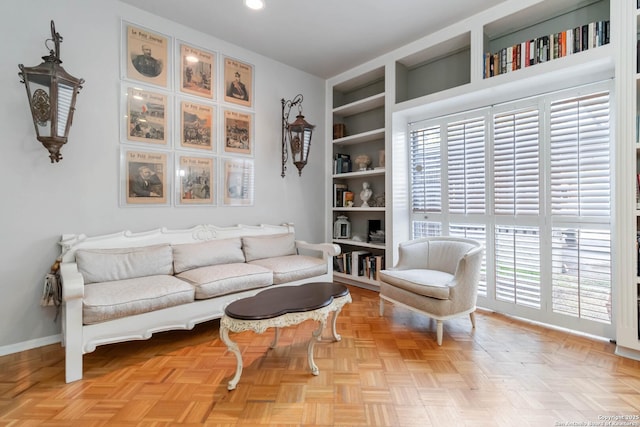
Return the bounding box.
[637,40,640,74]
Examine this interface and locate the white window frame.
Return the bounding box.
[407,81,614,338]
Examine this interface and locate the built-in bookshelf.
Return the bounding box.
[328,66,387,289]
[326,0,625,311]
[608,0,640,363]
[483,18,610,78]
[624,0,640,342]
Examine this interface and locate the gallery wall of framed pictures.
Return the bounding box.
[119,20,256,207]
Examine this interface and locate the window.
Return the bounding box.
[410,125,441,214]
[448,118,485,214]
[407,83,612,336]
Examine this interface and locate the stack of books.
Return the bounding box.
[333,183,354,207]
[334,251,385,280]
[483,19,610,79]
[333,153,352,174]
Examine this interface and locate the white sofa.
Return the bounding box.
[59,223,339,383]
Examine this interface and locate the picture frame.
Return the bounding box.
[223,109,253,156]
[121,83,170,146]
[175,155,216,206]
[222,158,254,206]
[223,57,253,108]
[177,41,215,100]
[123,21,171,89]
[120,148,171,206]
[178,99,215,152]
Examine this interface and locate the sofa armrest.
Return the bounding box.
[295,240,341,259]
[60,262,85,301]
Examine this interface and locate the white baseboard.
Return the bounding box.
[0,334,61,357]
[615,344,640,362]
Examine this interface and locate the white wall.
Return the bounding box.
[0,0,326,351]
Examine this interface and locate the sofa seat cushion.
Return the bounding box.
[83,275,194,325]
[249,255,326,285]
[176,263,272,299]
[378,269,453,300]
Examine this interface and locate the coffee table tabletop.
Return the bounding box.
[224,282,349,320]
[220,282,351,390]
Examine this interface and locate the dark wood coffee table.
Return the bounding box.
[220,282,351,390]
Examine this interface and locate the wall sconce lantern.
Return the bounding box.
[281,94,314,177]
[18,20,84,163]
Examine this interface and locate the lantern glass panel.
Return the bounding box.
[57,82,74,137]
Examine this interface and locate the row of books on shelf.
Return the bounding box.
[333,153,353,174]
[334,251,385,280]
[483,19,610,78]
[333,183,354,207]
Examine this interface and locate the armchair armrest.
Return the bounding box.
[295,240,341,259]
[60,262,85,301]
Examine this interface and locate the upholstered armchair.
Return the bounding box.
[378,237,484,345]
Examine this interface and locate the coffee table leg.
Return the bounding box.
[330,307,344,342]
[220,325,243,391]
[307,319,325,376]
[270,327,280,349]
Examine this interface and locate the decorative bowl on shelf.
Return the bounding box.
[354,154,372,171]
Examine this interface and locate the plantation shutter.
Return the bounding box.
[410,125,441,213]
[447,118,485,214]
[495,226,541,309]
[549,91,611,323]
[493,108,539,215]
[549,91,611,217]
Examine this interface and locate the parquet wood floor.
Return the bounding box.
[1,285,639,426]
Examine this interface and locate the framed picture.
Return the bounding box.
[178,100,215,152]
[123,22,171,88]
[121,148,170,206]
[222,158,254,206]
[175,155,215,206]
[178,41,215,99]
[223,57,253,108]
[223,109,253,156]
[121,84,169,146]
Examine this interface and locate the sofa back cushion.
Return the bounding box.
[76,244,174,284]
[242,233,296,262]
[172,237,245,274]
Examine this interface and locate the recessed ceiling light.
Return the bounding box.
[245,0,264,10]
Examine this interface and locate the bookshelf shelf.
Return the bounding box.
[333,239,386,250]
[333,207,386,212]
[333,93,385,117]
[333,128,385,146]
[332,272,380,290]
[332,169,385,179]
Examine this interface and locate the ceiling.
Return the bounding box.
[121,0,508,79]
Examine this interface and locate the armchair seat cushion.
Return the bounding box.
[378,269,453,300]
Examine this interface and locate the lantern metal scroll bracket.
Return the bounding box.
[281,94,314,177]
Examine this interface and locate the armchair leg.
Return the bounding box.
[379,298,384,316]
[436,320,443,346]
[469,311,476,329]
